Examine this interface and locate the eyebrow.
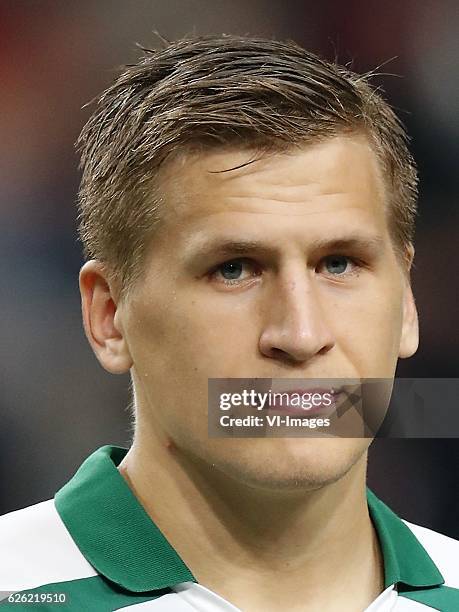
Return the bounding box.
[182,233,386,264]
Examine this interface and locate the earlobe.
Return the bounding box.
[79,260,133,374]
[398,284,419,359]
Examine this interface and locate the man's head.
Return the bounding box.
[78,35,419,491]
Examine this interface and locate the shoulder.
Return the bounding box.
[0,499,96,593]
[403,519,459,588]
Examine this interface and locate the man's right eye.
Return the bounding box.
[210,259,260,286]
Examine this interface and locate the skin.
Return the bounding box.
[80,134,419,611]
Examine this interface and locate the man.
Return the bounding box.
[0,34,457,611]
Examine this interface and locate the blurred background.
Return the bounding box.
[1,1,458,538]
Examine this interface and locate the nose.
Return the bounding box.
[258,271,335,364]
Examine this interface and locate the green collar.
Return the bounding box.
[366,488,444,590]
[55,445,195,592]
[55,445,444,593]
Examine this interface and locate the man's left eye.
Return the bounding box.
[321,255,354,275]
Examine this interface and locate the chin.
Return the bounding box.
[206,437,370,492]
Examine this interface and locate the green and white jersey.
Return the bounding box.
[0,446,458,611]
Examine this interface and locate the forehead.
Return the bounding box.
[154,134,389,243]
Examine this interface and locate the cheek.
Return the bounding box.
[127,300,209,438]
[331,283,404,375]
[128,292,248,386]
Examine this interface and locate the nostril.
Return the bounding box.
[270,347,289,359]
[318,343,333,356]
[269,347,303,365]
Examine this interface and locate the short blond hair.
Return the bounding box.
[77,34,418,300]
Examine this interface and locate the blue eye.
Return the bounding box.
[211,259,260,286]
[219,260,244,280]
[324,255,350,275]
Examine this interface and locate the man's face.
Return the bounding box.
[116,134,418,490]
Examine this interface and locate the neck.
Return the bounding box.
[118,431,384,611]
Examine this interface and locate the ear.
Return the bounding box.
[398,245,419,359]
[79,260,133,374]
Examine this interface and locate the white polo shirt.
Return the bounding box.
[1,445,458,610]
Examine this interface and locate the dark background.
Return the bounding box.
[1,1,458,538]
